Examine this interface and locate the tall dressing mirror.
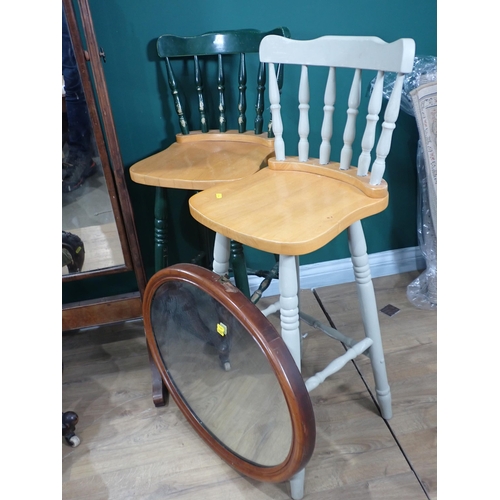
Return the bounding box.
[62,42,125,275]
[62,0,147,328]
[62,1,128,279]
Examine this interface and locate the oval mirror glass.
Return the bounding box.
[143,264,315,482]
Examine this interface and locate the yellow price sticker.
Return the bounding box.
[216,193,222,199]
[216,323,227,336]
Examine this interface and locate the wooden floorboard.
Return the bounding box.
[63,271,436,499]
[313,271,437,499]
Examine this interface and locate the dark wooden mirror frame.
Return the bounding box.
[143,264,316,482]
[62,0,147,329]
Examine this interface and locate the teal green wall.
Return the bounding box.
[63,0,436,303]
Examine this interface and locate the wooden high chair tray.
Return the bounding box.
[143,264,315,482]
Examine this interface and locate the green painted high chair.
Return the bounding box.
[130,27,290,297]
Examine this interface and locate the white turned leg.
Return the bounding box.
[212,233,230,276]
[279,255,302,370]
[295,255,301,296]
[348,221,392,419]
[294,255,303,351]
[280,255,306,499]
[290,468,306,500]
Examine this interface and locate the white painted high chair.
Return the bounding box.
[189,34,415,499]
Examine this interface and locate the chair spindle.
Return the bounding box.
[357,70,384,176]
[298,66,310,162]
[268,62,285,160]
[319,67,336,165]
[255,62,266,135]
[269,63,284,139]
[217,54,227,132]
[194,56,209,133]
[165,57,189,135]
[238,53,247,133]
[370,72,405,185]
[340,68,362,170]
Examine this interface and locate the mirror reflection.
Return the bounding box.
[151,280,293,466]
[62,6,124,275]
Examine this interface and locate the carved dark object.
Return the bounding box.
[162,281,233,371]
[62,411,80,447]
[62,231,85,273]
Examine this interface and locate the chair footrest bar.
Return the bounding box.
[299,311,357,348]
[305,337,373,392]
[260,300,281,317]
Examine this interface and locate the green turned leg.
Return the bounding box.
[154,187,168,272]
[230,240,250,299]
[194,223,215,269]
[151,187,169,406]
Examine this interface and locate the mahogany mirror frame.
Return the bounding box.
[142,264,316,482]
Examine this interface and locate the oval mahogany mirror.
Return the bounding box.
[143,264,315,482]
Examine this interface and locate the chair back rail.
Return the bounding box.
[261,35,415,185]
[157,28,290,137]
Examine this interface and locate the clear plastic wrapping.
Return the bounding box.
[377,56,437,309]
[379,56,437,115]
[406,140,437,309]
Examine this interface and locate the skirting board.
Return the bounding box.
[246,246,426,297]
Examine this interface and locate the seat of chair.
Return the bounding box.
[189,158,389,256]
[130,130,275,191]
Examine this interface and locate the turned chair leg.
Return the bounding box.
[279,254,302,369]
[290,468,306,500]
[213,233,231,276]
[230,240,251,298]
[348,221,392,419]
[150,187,170,405]
[279,254,306,499]
[154,187,169,272]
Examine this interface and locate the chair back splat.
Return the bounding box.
[261,35,415,185]
[157,28,290,138]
